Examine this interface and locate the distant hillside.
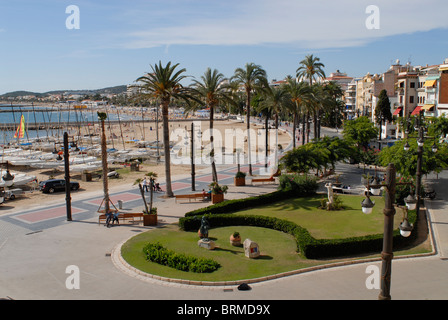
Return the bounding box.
[1,85,127,98]
[0,91,47,98]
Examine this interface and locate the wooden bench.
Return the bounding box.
[98,212,144,224]
[332,187,351,194]
[175,193,209,203]
[251,177,275,184]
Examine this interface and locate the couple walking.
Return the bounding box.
[142,177,161,192]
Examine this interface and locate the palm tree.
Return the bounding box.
[257,85,289,170]
[321,81,344,133]
[190,68,236,183]
[232,63,267,175]
[296,54,326,85]
[296,54,326,141]
[136,61,197,197]
[282,78,312,148]
[252,92,270,168]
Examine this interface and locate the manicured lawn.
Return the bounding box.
[121,194,430,282]
[121,224,320,282]
[234,194,400,239]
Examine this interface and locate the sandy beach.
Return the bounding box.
[1,117,292,214]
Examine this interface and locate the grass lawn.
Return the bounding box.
[121,194,431,282]
[234,194,400,239]
[121,224,321,282]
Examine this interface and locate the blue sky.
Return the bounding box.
[1,0,448,94]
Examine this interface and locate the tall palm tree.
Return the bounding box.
[282,78,312,148]
[296,54,326,141]
[257,85,289,170]
[322,81,344,133]
[190,68,236,183]
[136,61,197,197]
[231,63,267,175]
[296,54,326,85]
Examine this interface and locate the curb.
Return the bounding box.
[111,220,438,290]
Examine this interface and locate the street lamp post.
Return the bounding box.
[190,122,195,191]
[403,117,438,217]
[361,163,415,300]
[378,163,396,300]
[185,124,196,191]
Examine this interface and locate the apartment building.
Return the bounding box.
[354,60,401,119]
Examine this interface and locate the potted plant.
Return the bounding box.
[234,171,246,186]
[143,207,158,226]
[229,231,241,246]
[135,177,158,226]
[209,182,228,204]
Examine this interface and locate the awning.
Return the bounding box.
[424,80,437,87]
[421,104,435,111]
[393,107,402,115]
[411,106,422,115]
[439,66,448,71]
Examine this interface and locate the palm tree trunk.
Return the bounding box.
[210,105,218,183]
[292,112,297,149]
[302,114,306,146]
[161,101,174,197]
[306,112,310,143]
[274,112,279,169]
[100,119,110,213]
[316,109,321,139]
[265,115,269,168]
[246,89,252,175]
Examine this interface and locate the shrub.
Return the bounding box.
[235,171,246,178]
[142,242,220,273]
[278,174,318,193]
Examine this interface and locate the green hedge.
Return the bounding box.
[142,242,220,273]
[178,210,418,259]
[185,183,318,218]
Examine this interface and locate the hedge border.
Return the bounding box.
[179,208,418,260]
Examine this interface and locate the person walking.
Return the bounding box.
[142,177,149,192]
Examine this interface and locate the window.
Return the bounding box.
[410,96,414,103]
[410,82,415,88]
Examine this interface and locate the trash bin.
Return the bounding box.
[117,200,123,209]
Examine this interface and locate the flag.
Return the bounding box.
[14,115,25,139]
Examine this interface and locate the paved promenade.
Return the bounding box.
[1,126,447,300]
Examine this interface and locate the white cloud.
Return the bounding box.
[123,0,448,50]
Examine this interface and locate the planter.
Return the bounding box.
[229,234,241,246]
[143,214,157,226]
[211,193,224,204]
[234,177,246,186]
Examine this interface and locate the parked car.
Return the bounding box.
[39,179,80,193]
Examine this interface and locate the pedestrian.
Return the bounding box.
[142,177,149,192]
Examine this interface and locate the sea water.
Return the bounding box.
[0,104,143,144]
